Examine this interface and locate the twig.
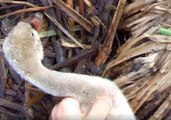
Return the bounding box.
[0,6,53,19]
[54,0,94,33]
[0,0,36,7]
[0,51,6,97]
[50,48,97,70]
[95,0,127,67]
[67,0,75,35]
[44,12,85,49]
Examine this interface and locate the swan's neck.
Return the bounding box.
[15,61,105,112]
[16,60,104,98]
[15,61,72,96]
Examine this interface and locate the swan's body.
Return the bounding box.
[3,22,135,120]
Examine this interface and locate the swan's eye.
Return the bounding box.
[32,32,34,37]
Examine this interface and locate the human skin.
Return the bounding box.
[3,22,136,120]
[51,95,112,120]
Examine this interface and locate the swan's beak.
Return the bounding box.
[30,12,43,31]
[22,12,44,31]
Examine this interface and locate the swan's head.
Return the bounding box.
[3,22,44,72]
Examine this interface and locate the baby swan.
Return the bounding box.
[3,22,136,120]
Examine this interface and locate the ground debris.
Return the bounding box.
[1,0,170,119]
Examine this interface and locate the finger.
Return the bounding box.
[86,95,112,120]
[51,98,83,120]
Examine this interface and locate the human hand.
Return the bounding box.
[51,95,112,120]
